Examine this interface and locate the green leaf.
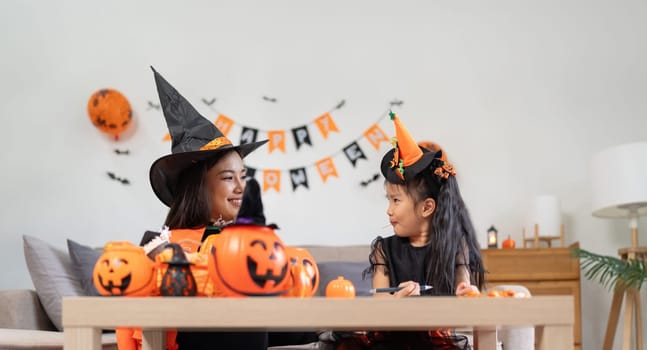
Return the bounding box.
[572,248,646,291]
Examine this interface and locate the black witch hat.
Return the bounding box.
[234,177,278,228]
[149,67,268,207]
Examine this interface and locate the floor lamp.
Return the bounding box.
[592,142,647,350]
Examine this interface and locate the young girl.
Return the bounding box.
[362,112,485,349]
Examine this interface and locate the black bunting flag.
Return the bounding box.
[291,126,312,150]
[289,168,309,191]
[343,142,367,167]
[240,127,259,145]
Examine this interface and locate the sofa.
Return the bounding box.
[1,236,532,350]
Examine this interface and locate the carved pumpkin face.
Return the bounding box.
[93,241,155,296]
[284,247,319,297]
[207,225,291,297]
[87,89,132,139]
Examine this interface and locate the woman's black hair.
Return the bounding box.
[164,150,237,229]
[404,168,485,295]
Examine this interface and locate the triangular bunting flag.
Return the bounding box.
[291,126,312,150]
[343,142,367,167]
[315,157,338,183]
[263,169,281,192]
[289,168,309,191]
[268,130,286,153]
[214,114,234,136]
[315,112,339,139]
[364,124,389,150]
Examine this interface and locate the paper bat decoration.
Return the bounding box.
[262,96,277,103]
[389,99,404,106]
[114,149,130,155]
[360,173,380,187]
[107,171,130,185]
[201,97,216,106]
[147,101,161,110]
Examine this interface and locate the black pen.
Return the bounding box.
[370,285,433,294]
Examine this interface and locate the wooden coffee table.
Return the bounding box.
[63,296,573,350]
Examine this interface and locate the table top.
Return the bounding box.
[63,295,573,331]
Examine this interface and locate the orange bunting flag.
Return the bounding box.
[314,112,339,139]
[162,132,171,141]
[263,169,281,192]
[214,114,233,136]
[268,130,286,153]
[364,124,389,150]
[315,157,338,183]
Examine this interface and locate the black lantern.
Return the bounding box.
[487,225,498,248]
[160,243,197,296]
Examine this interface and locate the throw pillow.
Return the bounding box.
[23,235,84,331]
[67,239,102,296]
[317,261,372,297]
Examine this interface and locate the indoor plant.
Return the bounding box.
[574,248,646,290]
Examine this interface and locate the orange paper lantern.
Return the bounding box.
[87,89,132,140]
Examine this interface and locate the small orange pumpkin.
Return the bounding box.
[284,247,319,297]
[502,235,516,249]
[93,241,156,296]
[207,225,291,297]
[87,89,132,140]
[325,276,356,298]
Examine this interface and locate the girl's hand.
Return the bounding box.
[394,281,420,297]
[455,281,479,296]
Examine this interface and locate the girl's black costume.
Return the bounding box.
[337,235,471,350]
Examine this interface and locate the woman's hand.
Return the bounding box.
[393,281,420,297]
[455,281,479,296]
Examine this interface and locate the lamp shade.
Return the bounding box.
[591,142,647,218]
[533,195,561,235]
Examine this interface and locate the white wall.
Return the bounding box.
[1,0,646,348]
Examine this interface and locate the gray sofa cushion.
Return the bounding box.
[66,239,101,296]
[23,235,84,331]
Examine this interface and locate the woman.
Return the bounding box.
[147,67,269,349]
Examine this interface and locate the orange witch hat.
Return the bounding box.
[380,111,446,183]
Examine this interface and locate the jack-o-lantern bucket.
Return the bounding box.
[284,247,319,297]
[207,225,291,297]
[93,241,156,296]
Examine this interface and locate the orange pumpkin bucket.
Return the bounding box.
[207,225,292,297]
[284,247,320,297]
[93,241,156,296]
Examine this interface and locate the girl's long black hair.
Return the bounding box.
[405,167,485,295]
